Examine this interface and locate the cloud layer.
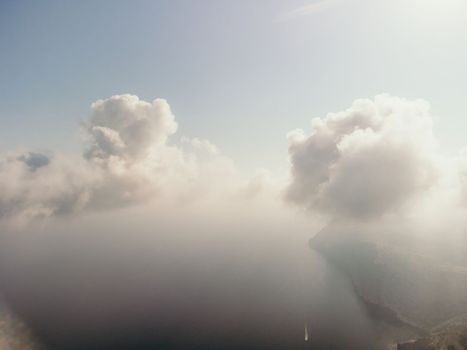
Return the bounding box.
[0,95,236,224]
[1,92,465,227]
[84,95,177,162]
[286,94,439,220]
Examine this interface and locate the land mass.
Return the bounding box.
[311,223,467,349]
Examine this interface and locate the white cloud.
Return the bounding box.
[3,92,467,231]
[286,94,439,220]
[84,94,177,162]
[0,95,239,224]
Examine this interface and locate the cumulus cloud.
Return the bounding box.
[3,92,463,227]
[84,95,177,162]
[0,94,237,224]
[286,94,439,220]
[0,153,95,222]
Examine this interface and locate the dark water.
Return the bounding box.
[0,233,414,350]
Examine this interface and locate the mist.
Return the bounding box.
[0,198,419,350]
[0,200,317,349]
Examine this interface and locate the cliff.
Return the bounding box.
[311,225,467,330]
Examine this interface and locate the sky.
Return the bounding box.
[1,0,467,176]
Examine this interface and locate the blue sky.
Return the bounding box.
[1,0,467,174]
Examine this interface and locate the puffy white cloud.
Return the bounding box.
[84,94,177,162]
[286,94,439,220]
[3,93,459,226]
[0,95,238,224]
[0,153,95,222]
